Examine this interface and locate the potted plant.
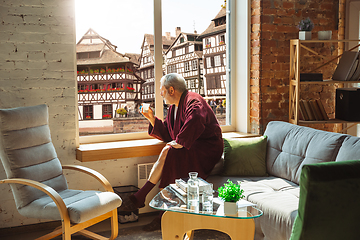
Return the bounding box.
[218,179,245,215]
[297,17,314,40]
[116,108,127,117]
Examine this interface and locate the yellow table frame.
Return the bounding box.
[162,210,255,240]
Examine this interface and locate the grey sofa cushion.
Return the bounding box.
[264,121,346,184]
[207,175,299,240]
[336,135,360,162]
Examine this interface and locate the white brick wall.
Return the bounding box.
[0,0,78,228]
[0,0,156,229]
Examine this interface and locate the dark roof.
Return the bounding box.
[199,8,226,38]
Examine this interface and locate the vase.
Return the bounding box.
[299,31,311,40]
[224,201,237,215]
[318,31,332,40]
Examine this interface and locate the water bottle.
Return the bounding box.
[187,172,199,213]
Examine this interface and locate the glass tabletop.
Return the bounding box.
[149,185,263,219]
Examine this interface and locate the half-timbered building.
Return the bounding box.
[139,33,175,103]
[199,7,227,98]
[76,29,144,121]
[164,28,204,95]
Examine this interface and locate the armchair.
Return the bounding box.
[0,104,122,240]
[290,160,360,240]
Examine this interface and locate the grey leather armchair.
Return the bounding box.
[0,104,122,240]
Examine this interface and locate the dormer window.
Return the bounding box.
[214,16,226,27]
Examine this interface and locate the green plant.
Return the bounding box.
[297,17,314,31]
[218,179,244,202]
[116,108,127,116]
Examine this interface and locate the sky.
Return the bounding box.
[75,0,225,54]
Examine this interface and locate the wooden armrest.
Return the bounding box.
[62,165,114,192]
[0,178,70,222]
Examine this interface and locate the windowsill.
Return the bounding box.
[76,132,260,162]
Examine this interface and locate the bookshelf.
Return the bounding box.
[289,39,360,130]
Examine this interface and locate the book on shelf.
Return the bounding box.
[309,99,323,120]
[299,99,309,121]
[315,99,329,120]
[300,99,329,121]
[302,100,315,121]
[332,51,360,81]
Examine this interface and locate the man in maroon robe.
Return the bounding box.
[120,73,223,230]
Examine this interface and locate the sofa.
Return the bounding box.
[207,121,360,240]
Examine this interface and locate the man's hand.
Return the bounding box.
[140,105,156,126]
[166,140,183,149]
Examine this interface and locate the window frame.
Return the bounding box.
[78,0,248,145]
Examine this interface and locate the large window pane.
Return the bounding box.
[162,0,229,126]
[75,0,229,138]
[75,0,153,136]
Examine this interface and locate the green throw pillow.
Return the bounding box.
[222,136,268,176]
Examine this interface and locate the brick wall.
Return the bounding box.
[251,0,345,134]
[0,0,158,229]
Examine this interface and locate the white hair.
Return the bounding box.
[160,73,187,93]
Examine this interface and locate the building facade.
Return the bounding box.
[139,33,175,103]
[164,27,204,95]
[76,29,143,121]
[199,8,227,99]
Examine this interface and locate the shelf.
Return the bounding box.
[289,39,360,127]
[298,119,360,124]
[290,79,360,85]
[291,39,360,43]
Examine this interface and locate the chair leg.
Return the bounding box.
[62,218,71,240]
[109,209,119,240]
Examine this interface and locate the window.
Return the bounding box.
[84,105,93,120]
[206,57,212,68]
[185,62,190,72]
[219,34,225,45]
[192,60,198,70]
[214,55,221,66]
[102,104,112,119]
[75,0,244,143]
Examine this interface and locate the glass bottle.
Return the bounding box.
[187,172,199,213]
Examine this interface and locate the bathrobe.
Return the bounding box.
[149,90,223,188]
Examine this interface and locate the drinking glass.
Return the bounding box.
[202,183,213,213]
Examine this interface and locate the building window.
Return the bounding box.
[102,104,112,119]
[214,55,221,67]
[84,105,93,120]
[205,38,211,48]
[185,62,190,72]
[219,35,225,45]
[192,60,198,70]
[206,57,212,68]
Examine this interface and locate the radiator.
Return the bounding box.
[137,162,159,214]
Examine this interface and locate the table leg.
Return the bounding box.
[161,211,255,240]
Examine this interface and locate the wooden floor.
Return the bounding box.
[0,212,159,240]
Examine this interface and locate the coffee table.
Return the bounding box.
[149,185,263,240]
